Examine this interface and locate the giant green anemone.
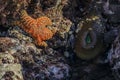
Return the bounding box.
[74,16,106,60]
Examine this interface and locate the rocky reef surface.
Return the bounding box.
[108,34,120,80]
[0,37,70,80]
[0,0,120,80]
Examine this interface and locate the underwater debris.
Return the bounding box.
[74,12,106,60]
[14,10,56,47]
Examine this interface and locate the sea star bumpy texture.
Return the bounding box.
[15,10,56,47]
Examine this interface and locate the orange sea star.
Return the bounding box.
[15,10,56,47]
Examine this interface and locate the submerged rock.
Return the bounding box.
[0,37,23,80]
[108,34,120,80]
[0,37,70,80]
[102,0,120,23]
[0,64,23,80]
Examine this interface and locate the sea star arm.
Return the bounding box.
[36,16,52,28]
[12,21,21,27]
[50,27,57,35]
[38,41,48,47]
[35,39,48,47]
[34,34,48,47]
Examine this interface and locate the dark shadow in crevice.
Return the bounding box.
[0,25,9,32]
[62,0,93,23]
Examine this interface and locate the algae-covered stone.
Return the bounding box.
[0,64,23,80]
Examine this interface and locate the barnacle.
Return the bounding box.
[74,15,106,60]
[14,10,56,47]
